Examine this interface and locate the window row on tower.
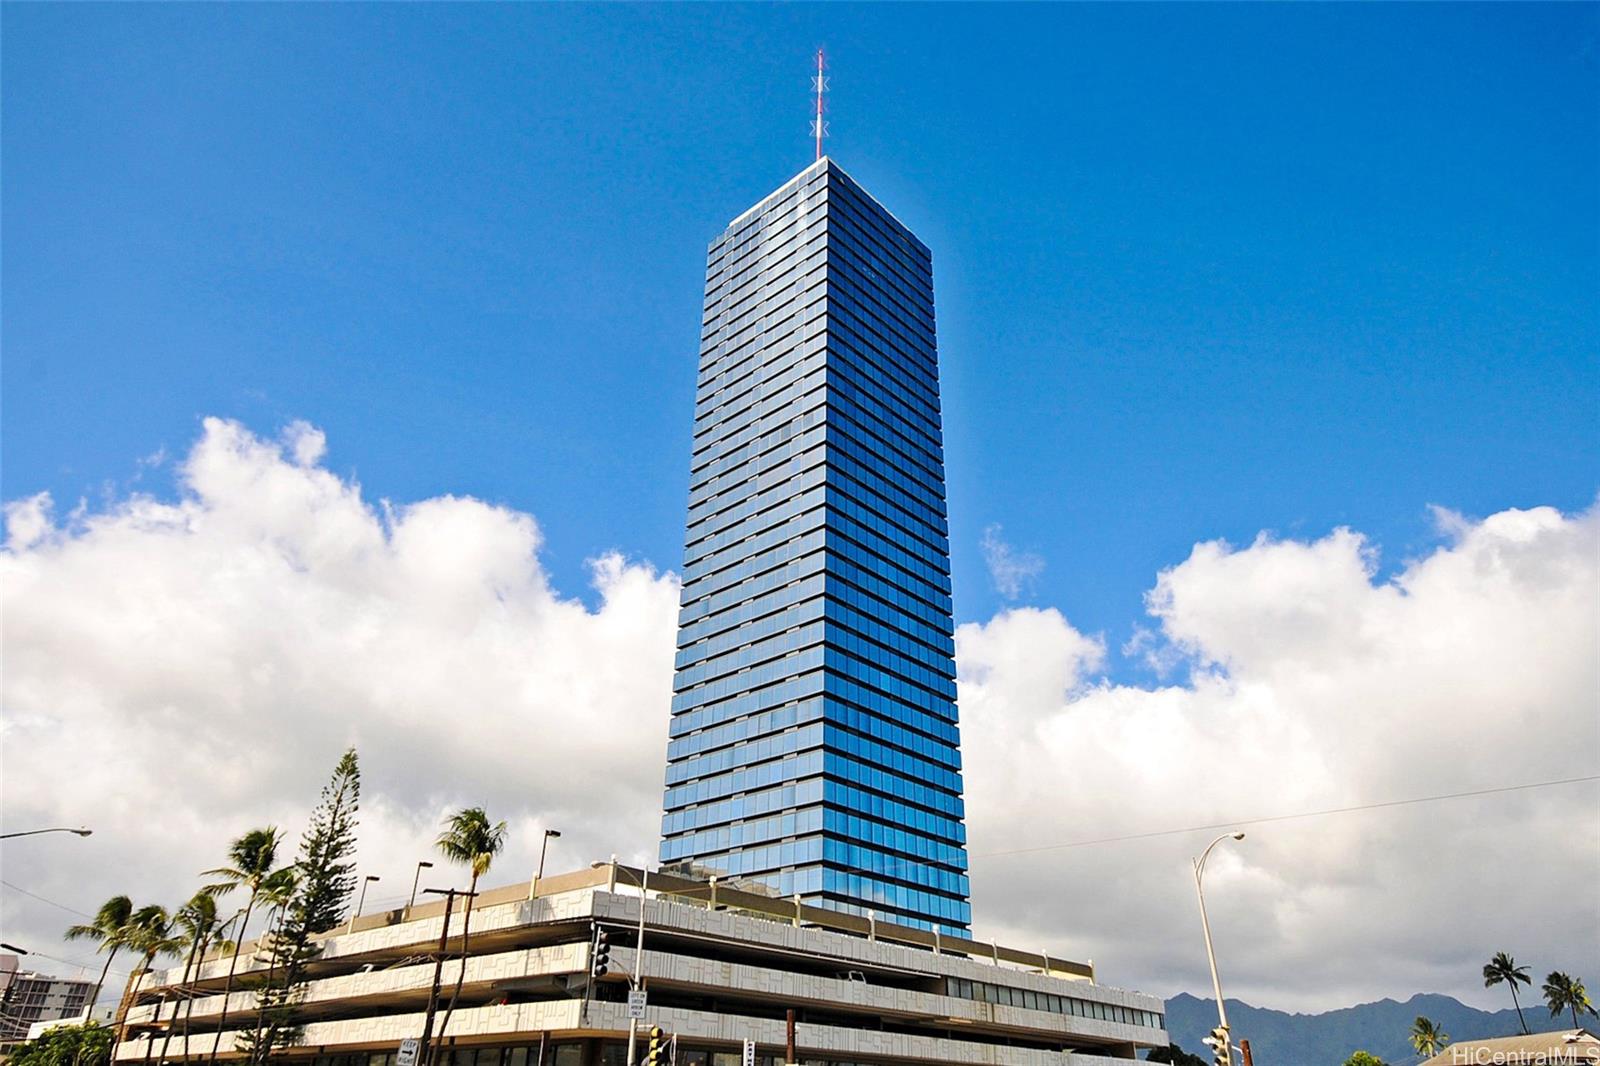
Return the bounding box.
[705,201,820,303]
[661,803,969,875]
[693,317,824,430]
[662,743,964,824]
[667,689,961,775]
[660,777,823,837]
[825,353,947,488]
[825,402,948,511]
[679,536,953,664]
[665,719,963,800]
[815,869,971,930]
[824,259,941,412]
[688,412,824,499]
[697,271,824,407]
[674,589,954,687]
[824,175,935,313]
[661,773,967,853]
[668,658,961,755]
[826,216,937,349]
[689,389,825,503]
[826,331,944,454]
[673,582,957,708]
[684,505,950,632]
[690,364,827,486]
[701,283,820,379]
[826,212,939,356]
[675,835,969,905]
[695,307,823,422]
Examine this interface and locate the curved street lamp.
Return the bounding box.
[409,862,435,911]
[1194,831,1245,1063]
[0,827,92,841]
[528,829,562,901]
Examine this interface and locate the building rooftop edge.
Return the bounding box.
[719,157,929,258]
[265,861,1093,982]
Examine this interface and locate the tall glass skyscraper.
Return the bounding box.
[660,158,970,933]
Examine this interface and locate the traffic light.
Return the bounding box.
[1201,1025,1232,1066]
[646,1026,666,1066]
[591,928,611,979]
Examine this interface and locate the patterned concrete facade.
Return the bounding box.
[116,867,1165,1066]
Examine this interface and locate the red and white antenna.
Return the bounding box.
[811,48,829,161]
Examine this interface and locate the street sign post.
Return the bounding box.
[398,1039,421,1066]
[627,989,648,1020]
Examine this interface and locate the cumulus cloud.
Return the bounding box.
[3,419,1596,1013]
[959,507,1600,1010]
[980,523,1045,600]
[1,418,679,974]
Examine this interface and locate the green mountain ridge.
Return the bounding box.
[1163,990,1536,1064]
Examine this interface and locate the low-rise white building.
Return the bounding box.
[117,863,1165,1066]
[27,1004,117,1041]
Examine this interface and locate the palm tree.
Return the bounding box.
[159,893,224,1065]
[65,895,135,1020]
[432,808,507,1053]
[201,827,282,1066]
[246,867,301,1056]
[1543,972,1599,1030]
[1484,952,1533,1035]
[1409,1016,1448,1059]
[115,905,180,1053]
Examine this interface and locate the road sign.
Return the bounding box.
[397,1039,420,1066]
[742,1040,756,1066]
[627,989,648,1020]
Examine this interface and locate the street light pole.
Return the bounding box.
[1193,831,1246,1061]
[409,862,434,911]
[350,876,381,931]
[0,827,92,841]
[528,829,562,901]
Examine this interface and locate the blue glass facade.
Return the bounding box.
[660,158,971,933]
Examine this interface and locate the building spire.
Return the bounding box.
[811,48,829,162]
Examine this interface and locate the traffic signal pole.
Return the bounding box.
[624,866,649,1066]
[1193,833,1244,1066]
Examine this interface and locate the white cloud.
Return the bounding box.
[3,419,1596,1013]
[958,506,1600,1010]
[0,418,679,978]
[980,523,1045,600]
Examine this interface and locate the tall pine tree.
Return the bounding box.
[242,748,361,1064]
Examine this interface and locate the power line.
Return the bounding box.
[0,880,93,919]
[811,774,1600,889]
[0,946,127,981]
[4,776,1595,934]
[973,774,1600,860]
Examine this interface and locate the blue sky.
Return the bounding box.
[5,3,1596,678]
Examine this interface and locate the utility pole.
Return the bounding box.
[785,1009,796,1066]
[1239,1039,1254,1066]
[418,887,473,1066]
